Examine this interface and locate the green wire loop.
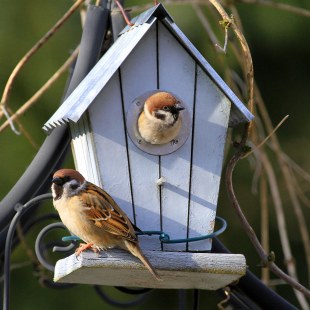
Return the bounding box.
[136,216,227,244]
[61,216,227,244]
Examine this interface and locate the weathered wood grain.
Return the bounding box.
[54,250,246,290]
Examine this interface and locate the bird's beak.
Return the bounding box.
[174,104,185,112]
[52,177,63,186]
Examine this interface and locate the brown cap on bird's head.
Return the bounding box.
[145,92,183,113]
[52,169,85,185]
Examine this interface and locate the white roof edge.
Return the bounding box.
[43,20,156,134]
[43,4,253,134]
[162,19,254,124]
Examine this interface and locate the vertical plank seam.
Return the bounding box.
[186,62,198,252]
[156,20,164,251]
[118,68,137,225]
[156,20,160,92]
[83,112,103,187]
[80,115,92,181]
[69,123,78,166]
[76,120,88,176]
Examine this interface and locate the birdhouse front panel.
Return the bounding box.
[45,4,253,288]
[76,19,231,252]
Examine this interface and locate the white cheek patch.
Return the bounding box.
[51,183,57,199]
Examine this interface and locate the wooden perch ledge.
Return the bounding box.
[54,250,246,290]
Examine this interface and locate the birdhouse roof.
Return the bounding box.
[43,4,253,134]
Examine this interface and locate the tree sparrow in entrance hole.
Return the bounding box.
[138,92,185,145]
[51,169,160,280]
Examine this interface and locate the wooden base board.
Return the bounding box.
[54,249,246,290]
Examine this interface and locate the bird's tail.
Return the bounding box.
[124,241,161,280]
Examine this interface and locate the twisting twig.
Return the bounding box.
[0,0,84,115]
[226,151,310,299]
[207,0,310,304]
[3,105,38,148]
[254,83,310,292]
[215,19,230,53]
[1,105,20,135]
[0,48,79,134]
[236,0,310,18]
[260,171,270,284]
[289,171,310,208]
[114,0,134,26]
[270,148,310,183]
[192,4,220,47]
[242,115,289,158]
[208,0,254,141]
[259,149,309,308]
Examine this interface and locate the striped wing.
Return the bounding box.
[79,182,137,243]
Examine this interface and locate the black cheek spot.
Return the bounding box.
[70,183,79,190]
[154,111,166,120]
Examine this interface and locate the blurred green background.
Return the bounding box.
[0,0,309,309]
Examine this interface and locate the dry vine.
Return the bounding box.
[0,0,85,145]
[204,0,310,308]
[1,0,310,308]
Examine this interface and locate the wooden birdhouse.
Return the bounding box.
[44,4,253,289]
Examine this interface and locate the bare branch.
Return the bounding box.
[0,48,79,134]
[114,0,134,26]
[4,106,39,149]
[242,115,289,159]
[237,0,310,18]
[192,4,221,46]
[1,105,20,135]
[209,0,310,304]
[0,0,84,112]
[225,151,310,299]
[208,0,254,144]
[260,172,270,284]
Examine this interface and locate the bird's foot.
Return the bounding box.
[75,243,98,256]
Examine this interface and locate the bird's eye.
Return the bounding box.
[163,106,169,111]
[63,176,71,183]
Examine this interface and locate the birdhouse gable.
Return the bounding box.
[43,4,253,134]
[119,2,174,33]
[50,4,249,289]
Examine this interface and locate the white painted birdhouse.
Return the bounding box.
[44,4,253,289]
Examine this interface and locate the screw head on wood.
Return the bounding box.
[156,176,166,186]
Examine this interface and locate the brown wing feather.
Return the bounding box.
[79,182,137,243]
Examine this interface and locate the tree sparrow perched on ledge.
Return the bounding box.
[51,169,160,280]
[138,92,185,145]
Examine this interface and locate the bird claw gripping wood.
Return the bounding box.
[75,243,98,256]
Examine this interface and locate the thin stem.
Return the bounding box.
[0,0,84,112]
[242,115,289,159]
[208,0,254,141]
[254,84,310,290]
[0,48,79,134]
[4,106,39,149]
[260,171,270,284]
[225,151,310,299]
[192,4,220,47]
[0,106,20,135]
[212,0,310,304]
[236,0,310,18]
[114,0,134,26]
